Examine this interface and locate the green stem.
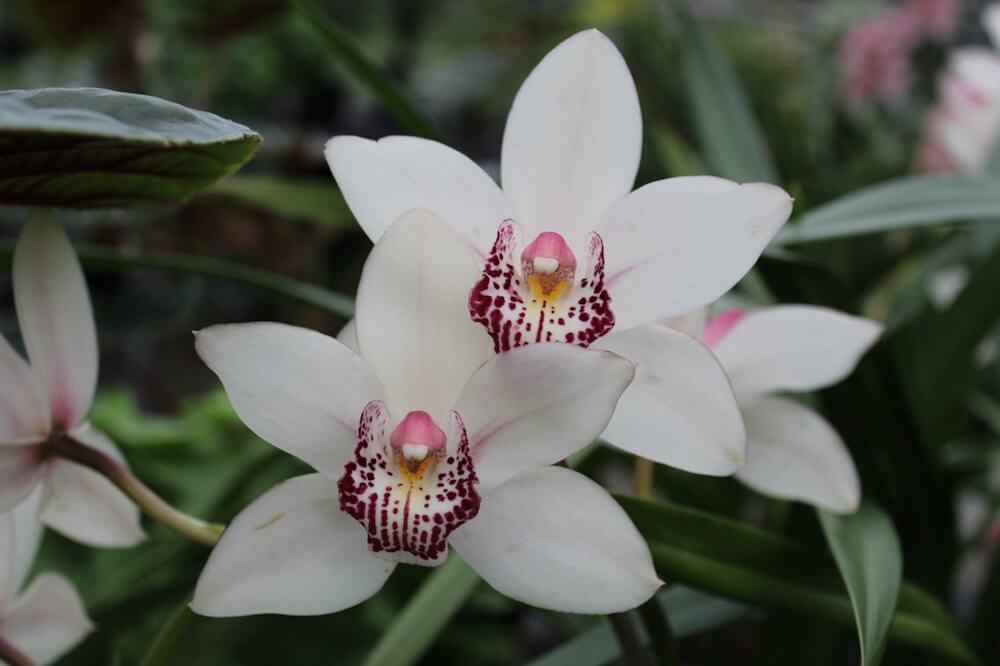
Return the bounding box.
[51,434,224,547]
[139,595,196,666]
[0,636,35,666]
[637,597,681,666]
[0,243,354,319]
[608,612,652,666]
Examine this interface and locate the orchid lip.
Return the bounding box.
[338,402,480,567]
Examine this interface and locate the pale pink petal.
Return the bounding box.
[736,397,860,514]
[595,326,746,475]
[451,467,661,613]
[0,443,46,515]
[41,459,144,548]
[661,308,709,340]
[597,177,792,329]
[12,212,98,429]
[8,488,45,601]
[500,30,642,250]
[455,343,635,493]
[336,319,358,353]
[195,322,385,476]
[710,305,882,401]
[325,135,513,252]
[355,209,492,422]
[0,573,93,665]
[0,335,49,440]
[192,474,395,617]
[701,309,747,348]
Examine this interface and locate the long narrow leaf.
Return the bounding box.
[819,503,902,666]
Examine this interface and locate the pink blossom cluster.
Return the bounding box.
[839,0,960,110]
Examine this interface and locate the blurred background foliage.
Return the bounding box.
[1,0,999,664]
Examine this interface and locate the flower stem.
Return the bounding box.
[609,612,652,666]
[634,457,655,498]
[51,435,224,547]
[0,636,36,666]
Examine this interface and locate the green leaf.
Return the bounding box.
[0,87,260,208]
[776,175,1000,245]
[291,0,442,141]
[670,0,778,183]
[526,587,750,666]
[361,556,481,666]
[618,495,978,664]
[0,241,354,318]
[206,175,353,226]
[819,503,902,666]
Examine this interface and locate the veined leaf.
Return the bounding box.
[207,175,353,227]
[820,503,902,666]
[618,495,977,664]
[670,0,778,184]
[0,87,260,207]
[776,175,1000,245]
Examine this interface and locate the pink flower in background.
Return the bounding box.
[839,0,961,110]
[0,493,93,665]
[918,6,1000,173]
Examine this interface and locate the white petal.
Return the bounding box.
[195,322,385,476]
[41,459,144,549]
[192,474,394,617]
[355,209,492,421]
[598,177,792,329]
[984,4,1000,48]
[595,326,746,475]
[13,212,98,429]
[7,488,45,602]
[0,442,45,515]
[501,30,642,249]
[710,305,882,401]
[456,344,634,493]
[336,319,358,353]
[325,135,513,252]
[662,308,709,340]
[736,397,860,513]
[1,573,93,665]
[451,466,660,613]
[0,334,49,440]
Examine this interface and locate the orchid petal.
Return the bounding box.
[12,212,98,429]
[451,466,660,613]
[325,135,513,251]
[0,573,93,665]
[736,397,861,514]
[355,209,492,422]
[595,325,746,475]
[336,319,358,353]
[0,335,49,440]
[192,474,394,617]
[983,5,1000,50]
[455,344,634,493]
[195,322,384,476]
[501,30,642,249]
[0,442,45,515]
[8,488,44,603]
[597,177,792,329]
[710,305,882,401]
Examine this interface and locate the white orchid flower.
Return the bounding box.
[0,213,143,548]
[0,491,93,666]
[191,209,659,617]
[327,29,794,475]
[670,305,882,514]
[918,5,1000,173]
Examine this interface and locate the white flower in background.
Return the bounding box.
[671,306,882,513]
[0,492,93,665]
[327,29,794,476]
[0,213,143,547]
[918,5,1000,173]
[192,209,658,616]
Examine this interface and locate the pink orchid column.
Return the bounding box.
[0,212,143,547]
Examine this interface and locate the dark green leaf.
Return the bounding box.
[776,175,1000,245]
[618,495,978,664]
[0,87,261,208]
[819,503,902,666]
[670,0,778,183]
